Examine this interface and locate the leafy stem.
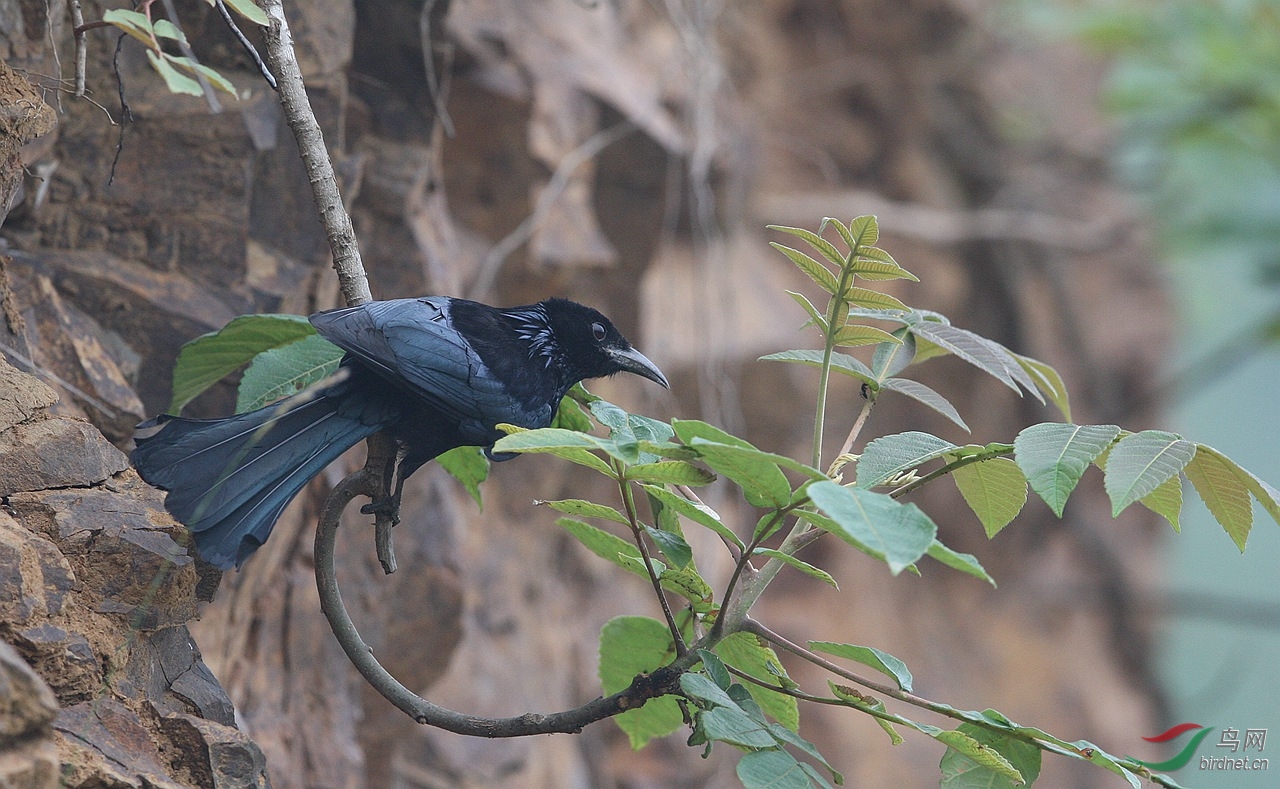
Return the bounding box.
[888,445,1014,499]
[617,462,687,655]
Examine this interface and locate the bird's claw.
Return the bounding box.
[360,497,402,526]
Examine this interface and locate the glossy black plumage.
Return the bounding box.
[132,296,668,569]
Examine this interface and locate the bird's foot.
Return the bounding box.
[361,496,402,526]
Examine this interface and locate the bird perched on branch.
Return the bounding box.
[132,297,668,569]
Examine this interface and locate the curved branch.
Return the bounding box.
[314,481,694,735]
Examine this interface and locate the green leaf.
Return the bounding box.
[235,334,342,412]
[752,548,838,588]
[1014,423,1121,517]
[846,214,879,248]
[659,567,714,612]
[879,377,969,432]
[152,18,188,43]
[599,617,682,749]
[1014,353,1072,421]
[1184,444,1254,551]
[770,243,840,294]
[1103,430,1196,517]
[168,56,238,97]
[702,707,777,749]
[552,392,594,432]
[645,526,693,568]
[222,0,269,26]
[767,724,842,786]
[829,324,901,348]
[147,50,203,96]
[759,349,877,388]
[640,484,745,550]
[854,431,959,488]
[736,750,825,789]
[627,461,716,486]
[939,721,1041,789]
[785,290,829,332]
[436,447,488,507]
[674,421,794,507]
[491,428,615,475]
[849,254,919,282]
[716,633,800,731]
[845,287,909,312]
[871,330,915,382]
[102,8,154,44]
[699,649,732,689]
[906,317,1040,400]
[807,481,937,574]
[951,457,1028,537]
[1240,465,1280,529]
[926,540,996,586]
[540,499,629,525]
[558,518,641,571]
[1139,472,1183,532]
[169,314,318,413]
[934,728,1025,786]
[809,641,913,691]
[767,224,847,268]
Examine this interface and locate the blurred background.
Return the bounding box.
[2,0,1277,786]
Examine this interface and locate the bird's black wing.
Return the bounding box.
[310,298,529,441]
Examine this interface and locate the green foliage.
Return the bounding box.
[101,2,263,99]
[176,215,1280,788]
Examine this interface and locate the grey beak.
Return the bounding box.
[609,346,670,389]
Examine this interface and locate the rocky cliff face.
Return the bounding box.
[2,0,1168,786]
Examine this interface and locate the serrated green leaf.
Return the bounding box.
[559,518,641,572]
[810,641,913,691]
[540,498,629,525]
[753,548,838,588]
[951,457,1028,537]
[688,439,792,508]
[599,617,682,749]
[880,377,969,432]
[847,215,879,248]
[771,243,840,294]
[645,526,693,568]
[1014,423,1121,517]
[640,484,744,550]
[736,750,825,789]
[1014,352,1072,421]
[807,481,937,574]
[939,723,1040,789]
[491,427,616,474]
[222,0,269,26]
[850,254,919,282]
[844,287,909,313]
[436,446,488,507]
[906,317,1040,399]
[169,314,318,413]
[552,391,594,432]
[855,431,959,488]
[785,290,829,332]
[1139,472,1183,532]
[658,566,714,610]
[147,50,203,96]
[627,460,716,486]
[716,633,800,731]
[870,329,914,385]
[1184,444,1254,551]
[236,334,342,412]
[934,730,1023,784]
[830,324,901,348]
[699,649,732,689]
[767,224,847,268]
[926,540,996,586]
[1240,465,1280,529]
[1103,430,1196,517]
[759,349,877,387]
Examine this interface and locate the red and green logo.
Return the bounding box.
[1133,723,1214,771]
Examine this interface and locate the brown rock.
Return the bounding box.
[0,419,129,497]
[160,714,272,789]
[0,357,57,432]
[0,639,59,741]
[54,699,186,789]
[0,510,75,627]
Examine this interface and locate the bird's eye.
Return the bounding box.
[591,322,607,342]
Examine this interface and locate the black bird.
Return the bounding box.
[131,297,668,569]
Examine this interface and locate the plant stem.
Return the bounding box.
[888,446,1013,499]
[618,466,687,654]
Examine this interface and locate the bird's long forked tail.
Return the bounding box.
[132,376,384,569]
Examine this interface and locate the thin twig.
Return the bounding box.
[215,0,276,90]
[618,467,687,654]
[832,395,874,470]
[159,0,222,113]
[71,1,87,96]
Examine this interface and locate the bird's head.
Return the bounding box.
[539,298,669,389]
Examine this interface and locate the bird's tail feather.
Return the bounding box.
[132,386,383,568]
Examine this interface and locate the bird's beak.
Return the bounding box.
[609,346,670,389]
